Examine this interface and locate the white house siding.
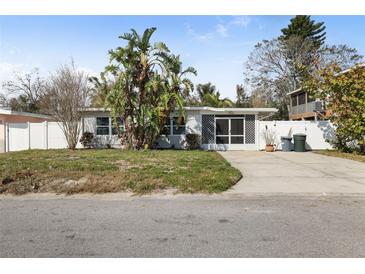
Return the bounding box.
[154,110,201,149]
[186,110,202,135]
[82,111,121,148]
[81,111,198,149]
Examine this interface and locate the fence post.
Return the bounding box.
[45,121,48,149]
[6,123,9,152]
[28,122,31,150]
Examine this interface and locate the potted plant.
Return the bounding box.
[263,126,276,152]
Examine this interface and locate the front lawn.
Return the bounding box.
[0,149,241,195]
[315,150,365,164]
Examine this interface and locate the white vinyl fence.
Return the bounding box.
[4,120,336,152]
[5,122,77,152]
[258,120,335,150]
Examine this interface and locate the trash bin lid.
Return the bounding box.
[281,136,292,140]
[293,133,307,137]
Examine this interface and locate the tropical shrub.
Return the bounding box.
[80,132,94,148]
[304,64,365,153]
[185,134,201,150]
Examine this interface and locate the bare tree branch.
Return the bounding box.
[42,62,91,150]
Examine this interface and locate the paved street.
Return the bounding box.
[1,194,365,257]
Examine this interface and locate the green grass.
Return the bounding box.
[315,150,365,164]
[0,149,241,195]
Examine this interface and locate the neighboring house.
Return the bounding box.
[81,107,278,151]
[287,88,329,121]
[288,64,365,121]
[0,108,53,153]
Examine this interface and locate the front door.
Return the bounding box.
[215,118,245,149]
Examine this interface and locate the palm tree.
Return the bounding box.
[195,82,233,107]
[99,28,196,149]
[202,92,234,108]
[196,82,217,101]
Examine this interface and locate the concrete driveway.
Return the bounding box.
[219,151,365,194]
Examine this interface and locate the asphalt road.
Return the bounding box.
[1,195,365,257]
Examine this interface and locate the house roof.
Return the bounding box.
[184,106,278,113]
[0,108,53,120]
[82,106,278,114]
[287,88,303,96]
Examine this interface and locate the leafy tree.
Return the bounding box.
[196,82,217,101]
[89,74,115,107]
[244,37,314,119]
[316,44,363,71]
[202,92,233,108]
[96,28,196,149]
[280,15,326,49]
[304,64,365,153]
[281,16,327,97]
[235,84,251,107]
[0,94,6,107]
[244,36,362,119]
[188,82,233,107]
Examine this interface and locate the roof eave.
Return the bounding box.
[287,88,302,96]
[0,109,53,120]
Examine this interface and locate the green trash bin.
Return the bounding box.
[293,133,307,152]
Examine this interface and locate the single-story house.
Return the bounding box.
[0,108,53,153]
[81,107,278,150]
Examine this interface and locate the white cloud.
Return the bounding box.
[216,24,228,37]
[230,16,251,27]
[185,23,214,41]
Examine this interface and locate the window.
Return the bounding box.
[298,92,306,105]
[112,117,125,135]
[96,117,110,135]
[96,117,124,136]
[161,117,186,136]
[161,118,171,135]
[172,117,185,135]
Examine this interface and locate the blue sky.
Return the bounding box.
[1,16,365,99]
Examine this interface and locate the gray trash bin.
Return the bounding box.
[293,134,307,152]
[281,136,292,152]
